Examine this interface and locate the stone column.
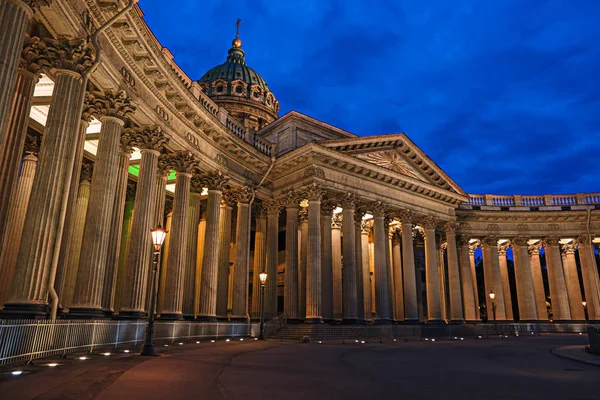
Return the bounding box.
[4,39,94,317]
[391,229,405,321]
[421,217,442,323]
[354,211,365,322]
[59,165,92,311]
[262,198,281,320]
[283,191,300,321]
[510,237,538,321]
[372,201,391,322]
[497,242,514,321]
[193,205,206,317]
[360,221,372,320]
[101,146,132,315]
[119,126,169,318]
[182,189,202,318]
[528,242,549,320]
[216,191,235,319]
[231,187,254,320]
[0,37,48,236]
[444,222,464,323]
[0,3,51,147]
[561,242,585,320]
[385,221,395,319]
[251,207,266,319]
[340,193,358,323]
[469,241,480,315]
[299,208,308,319]
[305,183,323,322]
[159,152,197,320]
[399,210,418,323]
[543,236,571,321]
[197,171,228,321]
[577,236,600,321]
[331,213,343,320]
[70,92,135,317]
[113,185,135,313]
[457,236,478,321]
[320,200,336,321]
[0,151,37,306]
[481,237,507,320]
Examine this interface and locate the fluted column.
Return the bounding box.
[386,221,395,319]
[182,190,202,318]
[469,241,480,315]
[231,187,254,320]
[4,39,94,317]
[399,210,418,322]
[0,3,51,147]
[59,166,92,311]
[157,208,172,312]
[283,191,300,321]
[497,242,514,321]
[340,193,358,322]
[391,229,405,321]
[119,126,169,318]
[71,92,135,317]
[216,191,235,319]
[262,198,281,320]
[528,242,548,320]
[481,237,507,320]
[0,151,37,305]
[354,211,365,321]
[299,208,308,319]
[543,237,571,321]
[251,207,267,319]
[577,236,600,321]
[193,206,206,317]
[457,236,477,321]
[561,242,585,320]
[320,200,335,321]
[0,37,48,235]
[331,213,343,320]
[360,221,372,320]
[101,147,132,315]
[372,202,391,322]
[421,217,442,322]
[443,222,463,323]
[113,185,135,313]
[510,237,538,321]
[197,171,228,321]
[305,184,323,322]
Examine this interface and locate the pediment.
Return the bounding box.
[355,149,429,183]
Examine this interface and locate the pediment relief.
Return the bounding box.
[355,149,428,183]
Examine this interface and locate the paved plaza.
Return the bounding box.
[0,335,597,400]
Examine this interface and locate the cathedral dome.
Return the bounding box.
[197,22,279,131]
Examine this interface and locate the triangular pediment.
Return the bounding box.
[318,133,467,196]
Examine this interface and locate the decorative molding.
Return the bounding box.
[331,214,343,230]
[511,236,529,247]
[444,221,459,233]
[280,190,301,208]
[43,37,94,74]
[262,198,282,215]
[200,171,229,191]
[122,125,169,152]
[19,35,51,76]
[303,182,324,201]
[420,215,438,230]
[371,201,387,218]
[231,186,254,204]
[303,166,324,179]
[164,151,198,173]
[86,90,136,120]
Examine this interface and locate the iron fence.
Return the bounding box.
[0,319,257,366]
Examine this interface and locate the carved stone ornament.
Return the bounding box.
[560,241,576,255]
[543,235,560,247]
[360,220,372,235]
[457,235,470,247]
[122,125,169,152]
[392,229,402,244]
[221,189,237,208]
[303,166,325,179]
[253,203,267,219]
[331,214,343,230]
[24,0,53,10]
[298,207,309,223]
[384,215,394,226]
[486,223,500,231]
[80,163,93,183]
[280,190,301,208]
[481,236,499,248]
[497,242,509,255]
[354,208,367,224]
[86,90,136,120]
[126,182,136,200]
[81,91,95,123]
[444,221,459,233]
[320,198,337,215]
[371,201,387,218]
[23,134,40,154]
[262,198,282,215]
[165,151,198,174]
[303,182,324,201]
[231,186,254,204]
[398,209,413,224]
[576,235,590,246]
[339,192,357,210]
[43,37,95,74]
[201,171,229,191]
[356,150,425,181]
[190,176,204,194]
[420,215,438,230]
[156,153,171,177]
[528,242,542,256]
[19,35,51,76]
[511,236,529,247]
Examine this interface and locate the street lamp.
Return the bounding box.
[489,291,496,322]
[141,225,167,356]
[582,301,588,321]
[258,271,267,340]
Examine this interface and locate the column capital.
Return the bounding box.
[481,235,499,248]
[43,37,95,74]
[392,228,402,244]
[23,0,53,11]
[200,170,229,191]
[371,201,387,218]
[419,215,438,230]
[221,189,238,208]
[262,198,282,215]
[543,235,560,247]
[443,221,459,233]
[320,198,337,215]
[122,125,169,152]
[280,189,301,209]
[157,153,171,177]
[126,182,137,200]
[398,209,414,224]
[303,182,324,201]
[338,192,357,210]
[80,163,93,183]
[468,239,480,254]
[253,203,267,219]
[384,215,394,226]
[528,241,542,256]
[23,134,40,155]
[19,35,51,76]
[164,150,199,173]
[457,235,470,247]
[331,213,342,230]
[86,90,136,121]
[497,242,509,256]
[231,186,254,204]
[511,236,529,247]
[576,235,591,246]
[560,241,576,255]
[360,220,372,235]
[298,207,308,223]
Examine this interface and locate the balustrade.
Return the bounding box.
[464,192,600,209]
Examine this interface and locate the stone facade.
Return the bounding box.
[0,1,598,325]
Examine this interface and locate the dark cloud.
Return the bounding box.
[141,0,600,195]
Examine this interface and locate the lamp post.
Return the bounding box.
[489,291,496,322]
[258,271,267,340]
[141,225,167,356]
[582,301,588,321]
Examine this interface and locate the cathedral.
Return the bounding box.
[0,0,599,327]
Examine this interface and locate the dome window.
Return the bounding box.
[235,85,243,94]
[266,98,271,105]
[216,85,224,93]
[253,91,260,99]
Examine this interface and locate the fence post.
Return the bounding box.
[171,322,176,344]
[62,321,71,358]
[201,322,205,339]
[28,321,41,363]
[115,321,120,350]
[217,322,220,339]
[187,321,191,342]
[90,321,98,353]
[134,321,140,347]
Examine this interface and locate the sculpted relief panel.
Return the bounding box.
[356,150,427,182]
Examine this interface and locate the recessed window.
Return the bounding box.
[235,85,243,94]
[266,98,271,105]
[216,85,224,93]
[253,91,260,98]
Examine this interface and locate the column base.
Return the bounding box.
[1,302,49,319]
[449,319,466,324]
[183,315,195,321]
[304,317,323,323]
[102,308,115,317]
[342,318,360,325]
[216,316,229,321]
[426,319,446,325]
[116,310,146,319]
[229,316,249,322]
[67,306,106,319]
[286,318,302,325]
[516,319,542,323]
[196,315,218,322]
[374,318,393,324]
[158,312,184,321]
[403,318,420,324]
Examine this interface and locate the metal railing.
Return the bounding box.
[0,320,256,366]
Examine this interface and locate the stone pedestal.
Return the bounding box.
[544,237,571,321]
[231,187,253,320]
[283,193,300,321]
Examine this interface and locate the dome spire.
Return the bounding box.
[232,18,242,48]
[227,18,246,65]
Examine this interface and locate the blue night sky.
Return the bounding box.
[140,0,599,195]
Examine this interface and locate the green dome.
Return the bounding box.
[198,47,271,92]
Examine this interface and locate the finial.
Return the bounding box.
[232,18,242,48]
